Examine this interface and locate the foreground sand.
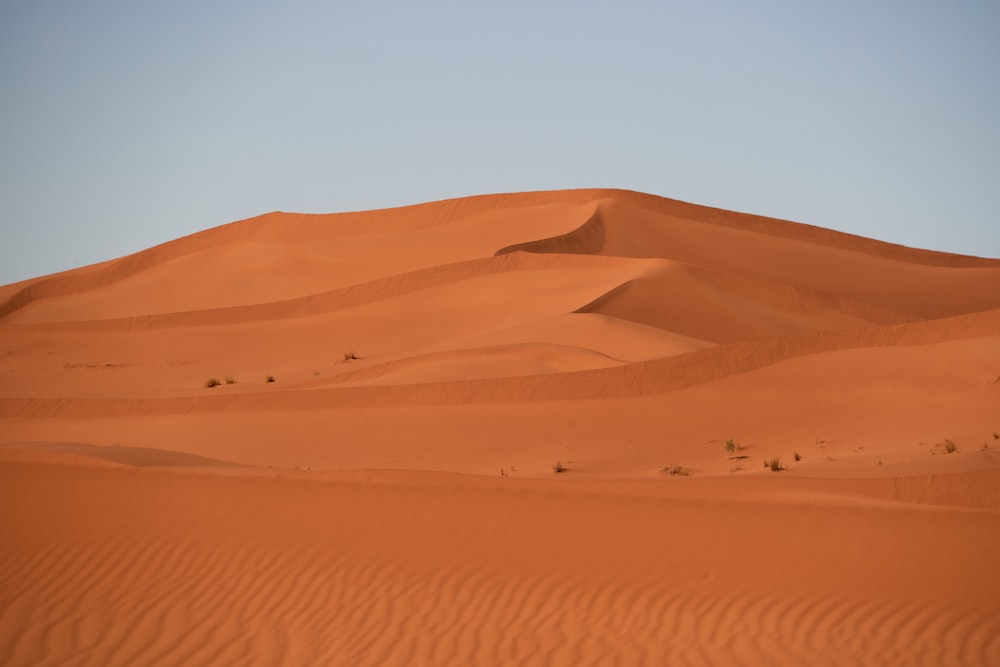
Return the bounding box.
[2,189,999,665]
[2,454,999,666]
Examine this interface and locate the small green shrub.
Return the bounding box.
[725,438,737,456]
[206,377,221,388]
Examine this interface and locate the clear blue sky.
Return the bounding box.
[2,1,998,284]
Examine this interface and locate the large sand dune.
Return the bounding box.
[2,188,999,665]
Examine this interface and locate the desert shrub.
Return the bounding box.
[662,465,691,476]
[206,377,221,388]
[764,457,783,472]
[224,376,235,385]
[725,438,736,456]
[342,352,359,362]
[552,461,567,473]
[794,452,801,461]
[943,439,957,453]
[265,375,275,383]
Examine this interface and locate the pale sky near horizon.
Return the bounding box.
[1,1,998,285]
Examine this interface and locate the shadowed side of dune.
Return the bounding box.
[496,202,607,256]
[574,264,918,344]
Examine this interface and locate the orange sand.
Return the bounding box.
[1,188,999,665]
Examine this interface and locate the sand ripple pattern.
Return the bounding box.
[2,536,998,667]
[2,463,998,666]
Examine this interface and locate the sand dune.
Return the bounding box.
[1,188,998,665]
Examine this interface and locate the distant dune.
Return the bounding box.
[2,189,999,665]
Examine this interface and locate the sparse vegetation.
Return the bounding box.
[662,465,691,476]
[929,439,958,455]
[224,376,235,385]
[265,375,275,383]
[764,457,783,472]
[205,377,221,388]
[794,452,801,461]
[994,432,999,440]
[552,461,567,473]
[725,438,737,456]
[342,352,359,362]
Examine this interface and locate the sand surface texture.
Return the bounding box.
[2,189,999,665]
